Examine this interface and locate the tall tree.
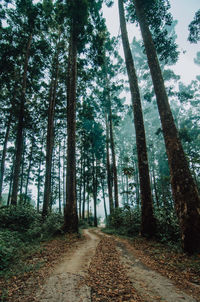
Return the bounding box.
[118,0,156,237]
[63,0,88,232]
[134,0,200,253]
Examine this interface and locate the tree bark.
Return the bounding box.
[134,0,200,253]
[92,156,98,227]
[105,113,114,215]
[58,140,62,213]
[63,29,78,232]
[0,115,11,202]
[118,0,156,237]
[109,107,119,208]
[11,33,32,205]
[42,49,59,218]
[24,138,34,203]
[37,133,44,213]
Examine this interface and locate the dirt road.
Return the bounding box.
[35,229,198,302]
[36,229,101,302]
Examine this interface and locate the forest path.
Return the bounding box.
[35,229,198,302]
[35,229,101,302]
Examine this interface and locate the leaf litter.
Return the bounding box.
[86,236,143,302]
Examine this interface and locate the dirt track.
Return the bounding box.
[35,229,198,302]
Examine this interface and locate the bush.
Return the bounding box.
[107,206,141,236]
[41,212,64,237]
[106,205,181,244]
[0,230,24,271]
[0,205,64,273]
[0,205,40,233]
[154,207,181,243]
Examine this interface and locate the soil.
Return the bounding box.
[1,229,199,302]
[35,229,198,302]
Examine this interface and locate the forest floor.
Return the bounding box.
[1,228,200,302]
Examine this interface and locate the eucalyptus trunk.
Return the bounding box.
[105,113,114,215]
[0,115,11,201]
[11,33,32,205]
[109,107,119,208]
[37,135,44,212]
[63,29,78,232]
[118,0,156,237]
[134,0,200,253]
[42,51,59,218]
[58,141,62,214]
[92,156,98,227]
[24,138,34,203]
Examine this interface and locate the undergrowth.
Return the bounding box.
[104,205,181,249]
[0,205,63,277]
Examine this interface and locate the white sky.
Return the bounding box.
[102,0,200,84]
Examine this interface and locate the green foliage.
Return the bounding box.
[107,206,141,236]
[0,204,40,232]
[154,207,181,243]
[188,9,200,43]
[0,205,64,274]
[0,229,24,270]
[106,205,181,245]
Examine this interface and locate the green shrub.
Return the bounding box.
[107,206,141,236]
[0,205,40,233]
[154,207,181,243]
[0,230,24,271]
[41,212,64,237]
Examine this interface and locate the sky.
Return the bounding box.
[102,0,200,84]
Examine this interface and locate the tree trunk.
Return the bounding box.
[24,138,34,203]
[79,148,83,219]
[42,50,59,218]
[105,113,114,215]
[92,156,98,227]
[19,134,26,201]
[82,156,86,220]
[0,115,11,202]
[63,138,66,210]
[37,135,44,213]
[101,178,108,221]
[7,164,14,206]
[63,29,78,232]
[58,140,62,214]
[109,107,119,208]
[11,33,32,205]
[118,0,156,237]
[134,0,200,253]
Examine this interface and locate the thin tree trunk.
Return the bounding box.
[152,163,159,207]
[109,107,119,208]
[118,0,156,236]
[63,138,66,210]
[19,134,26,200]
[79,148,83,219]
[11,33,32,205]
[42,50,59,218]
[134,0,200,253]
[101,178,108,221]
[0,116,11,201]
[105,113,114,215]
[24,138,34,203]
[82,156,86,220]
[64,29,78,232]
[58,140,62,213]
[37,134,44,213]
[92,156,98,227]
[7,164,14,206]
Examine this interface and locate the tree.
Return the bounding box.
[118,0,156,237]
[63,0,89,232]
[188,9,200,43]
[134,0,200,253]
